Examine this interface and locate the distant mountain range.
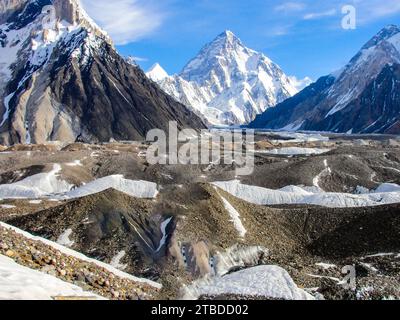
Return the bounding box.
[0,0,205,145]
[2,1,398,143]
[250,25,400,134]
[147,31,308,126]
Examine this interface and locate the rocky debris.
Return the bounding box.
[0,224,160,300]
[5,144,60,152]
[7,189,165,279]
[0,199,62,222]
[0,135,399,300]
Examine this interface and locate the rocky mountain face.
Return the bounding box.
[0,0,26,24]
[0,0,205,145]
[147,31,298,126]
[250,25,400,134]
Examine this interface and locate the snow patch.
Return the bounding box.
[182,265,314,300]
[259,147,330,156]
[0,204,16,209]
[315,263,337,270]
[156,217,173,252]
[270,132,330,143]
[214,245,268,277]
[213,180,400,208]
[57,229,75,248]
[219,195,247,238]
[0,164,73,199]
[313,159,332,190]
[29,200,42,204]
[0,255,104,300]
[65,175,158,199]
[1,93,15,127]
[110,251,128,271]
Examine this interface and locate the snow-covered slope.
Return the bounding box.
[0,0,109,93]
[325,25,400,118]
[147,31,298,126]
[0,221,162,289]
[0,0,205,145]
[250,25,400,134]
[146,63,169,82]
[0,254,103,300]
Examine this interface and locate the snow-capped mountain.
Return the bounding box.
[0,0,204,145]
[147,63,169,82]
[250,25,400,134]
[147,31,299,126]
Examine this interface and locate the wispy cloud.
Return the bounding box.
[274,2,305,13]
[267,24,294,37]
[80,0,167,45]
[303,9,337,20]
[129,56,148,62]
[300,0,400,24]
[352,0,400,24]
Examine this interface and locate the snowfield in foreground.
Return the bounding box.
[182,265,314,300]
[0,255,103,300]
[0,222,162,289]
[0,165,159,200]
[213,180,400,208]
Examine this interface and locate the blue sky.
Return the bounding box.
[81,0,400,81]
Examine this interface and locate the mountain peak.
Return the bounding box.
[219,30,236,40]
[214,29,243,46]
[381,24,400,34]
[362,24,400,50]
[54,0,111,43]
[146,63,169,82]
[159,30,297,125]
[0,0,205,144]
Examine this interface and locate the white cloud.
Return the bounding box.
[129,56,148,62]
[268,24,293,36]
[80,0,166,45]
[274,2,305,13]
[303,9,337,20]
[289,76,313,91]
[352,0,400,24]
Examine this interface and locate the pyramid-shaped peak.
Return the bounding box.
[216,30,241,43]
[146,63,169,82]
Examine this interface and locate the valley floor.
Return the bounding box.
[0,131,399,300]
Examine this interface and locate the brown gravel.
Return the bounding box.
[0,224,160,300]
